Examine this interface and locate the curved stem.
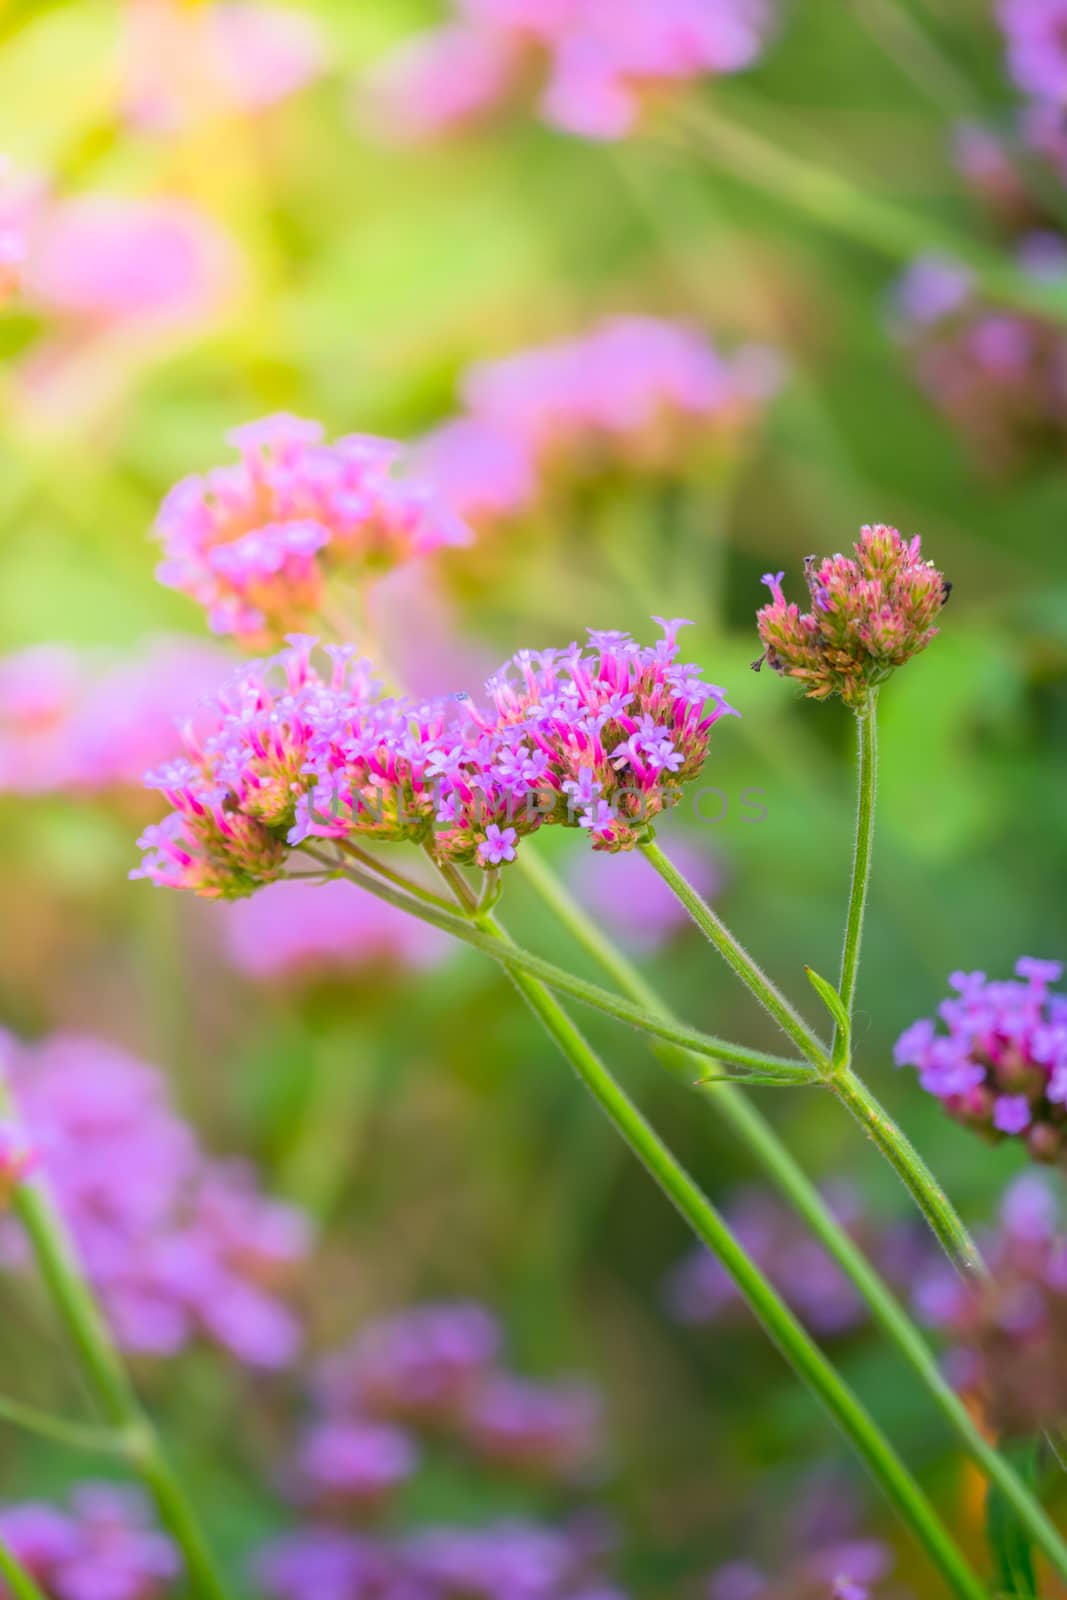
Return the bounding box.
[639,837,830,1068]
[1,1082,233,1600]
[465,905,987,1600]
[515,855,1067,1580]
[0,1534,48,1600]
[839,695,879,1030]
[304,847,813,1081]
[0,1391,125,1456]
[831,1065,987,1280]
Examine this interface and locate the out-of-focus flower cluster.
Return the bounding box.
[0,1483,178,1600]
[415,318,782,530]
[891,242,1067,471]
[571,836,721,954]
[132,621,737,897]
[915,1173,1067,1437]
[665,1183,930,1341]
[709,1540,897,1600]
[0,1032,309,1367]
[755,525,948,710]
[362,0,774,143]
[219,877,449,984]
[0,156,30,303]
[256,1302,615,1599]
[154,414,472,644]
[291,1300,604,1511]
[122,0,326,133]
[0,1121,36,1207]
[0,638,230,798]
[896,958,1067,1164]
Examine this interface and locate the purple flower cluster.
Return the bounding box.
[891,243,1067,471]
[914,1173,1067,1437]
[755,525,948,710]
[895,958,1067,1164]
[153,413,471,644]
[415,319,781,529]
[295,1301,604,1514]
[709,1540,896,1600]
[665,1183,930,1341]
[0,1484,178,1600]
[0,1032,309,1367]
[256,1518,625,1600]
[363,0,773,143]
[218,877,449,983]
[0,638,230,798]
[132,622,737,896]
[997,0,1067,106]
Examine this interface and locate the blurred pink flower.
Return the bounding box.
[218,876,449,983]
[411,417,538,528]
[571,836,721,953]
[0,157,44,304]
[362,0,773,143]
[0,636,231,797]
[123,0,327,131]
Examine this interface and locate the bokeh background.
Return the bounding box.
[1,1,1066,1595]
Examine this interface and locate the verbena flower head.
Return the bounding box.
[0,1032,309,1367]
[0,1484,178,1600]
[709,1541,895,1600]
[997,0,1067,104]
[153,414,472,643]
[363,0,774,143]
[895,958,1067,1164]
[314,1301,502,1425]
[291,1419,420,1516]
[461,1375,604,1484]
[0,1121,36,1207]
[915,1173,1067,1436]
[755,525,949,709]
[132,623,737,894]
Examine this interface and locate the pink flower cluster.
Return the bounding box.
[132,622,737,897]
[415,318,782,528]
[219,876,448,983]
[997,0,1067,106]
[895,958,1067,1165]
[0,156,31,303]
[915,1173,1067,1437]
[0,1485,178,1600]
[0,637,230,797]
[363,0,773,143]
[755,525,949,710]
[293,1300,604,1512]
[122,0,326,132]
[0,1121,36,1208]
[153,414,472,643]
[0,1032,309,1367]
[891,242,1067,472]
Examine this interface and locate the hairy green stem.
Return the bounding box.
[839,694,879,1029]
[639,837,830,1067]
[463,904,987,1600]
[516,851,1067,1581]
[303,846,813,1081]
[0,1084,232,1600]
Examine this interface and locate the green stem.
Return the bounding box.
[0,1391,124,1456]
[839,693,879,1030]
[467,906,987,1600]
[639,837,830,1067]
[830,1065,987,1280]
[0,1089,232,1600]
[0,1534,48,1600]
[668,102,1067,325]
[304,847,812,1081]
[515,850,1067,1583]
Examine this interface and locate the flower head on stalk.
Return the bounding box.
[754,526,949,710]
[153,413,471,645]
[895,957,1067,1165]
[132,623,737,891]
[0,1483,179,1600]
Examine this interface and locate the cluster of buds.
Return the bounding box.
[0,1484,178,1600]
[153,413,471,644]
[0,1120,36,1208]
[132,622,737,897]
[915,1173,1067,1437]
[291,1300,604,1518]
[362,0,774,145]
[755,525,949,710]
[895,957,1067,1164]
[414,318,782,530]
